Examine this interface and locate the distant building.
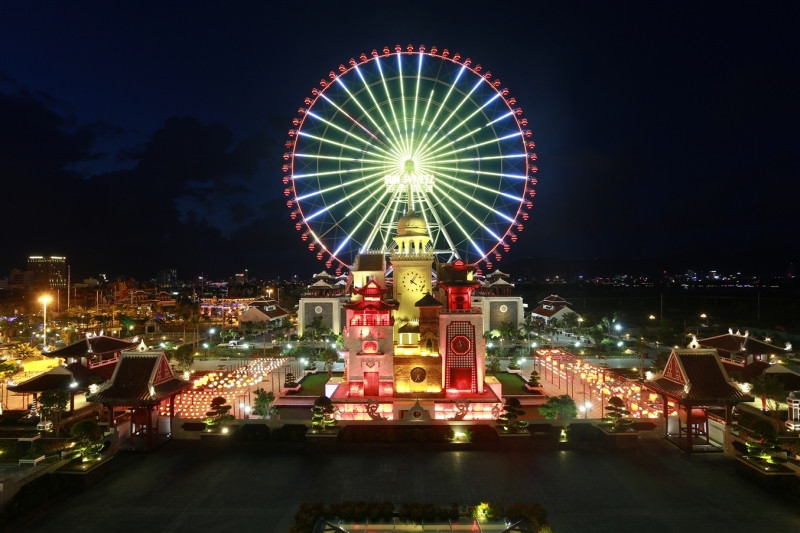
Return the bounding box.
[27,255,67,289]
[530,294,577,324]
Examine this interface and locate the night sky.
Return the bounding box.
[1,1,798,282]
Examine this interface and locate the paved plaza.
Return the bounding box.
[8,437,800,532]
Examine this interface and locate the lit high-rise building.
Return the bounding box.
[27,255,67,289]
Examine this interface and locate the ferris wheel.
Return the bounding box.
[284,44,537,272]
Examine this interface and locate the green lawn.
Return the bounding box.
[489,372,531,394]
[298,372,342,397]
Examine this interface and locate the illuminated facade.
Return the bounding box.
[329,211,502,421]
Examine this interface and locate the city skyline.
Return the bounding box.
[1,2,798,282]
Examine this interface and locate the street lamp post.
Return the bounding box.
[39,295,52,353]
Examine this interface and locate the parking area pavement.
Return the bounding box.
[8,437,800,532]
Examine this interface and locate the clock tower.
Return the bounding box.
[390,208,434,342]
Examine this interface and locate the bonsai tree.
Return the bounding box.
[604,396,633,431]
[69,418,104,461]
[204,396,235,430]
[252,388,276,418]
[284,371,298,387]
[539,395,578,420]
[496,397,528,433]
[526,370,542,388]
[310,395,337,432]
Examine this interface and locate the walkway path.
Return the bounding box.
[8,438,800,532]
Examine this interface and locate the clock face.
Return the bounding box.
[450,335,471,355]
[410,367,427,383]
[400,271,427,292]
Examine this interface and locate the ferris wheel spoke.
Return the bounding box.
[302,112,396,161]
[423,127,522,163]
[365,192,406,253]
[412,89,437,159]
[295,167,390,202]
[415,76,487,160]
[333,188,396,256]
[396,52,411,156]
[374,56,407,156]
[353,64,405,156]
[408,51,425,154]
[315,95,384,147]
[303,173,387,223]
[427,165,527,201]
[427,188,488,260]
[309,184,391,251]
[431,173,517,224]
[332,75,396,153]
[418,108,520,164]
[418,191,460,260]
[419,64,468,145]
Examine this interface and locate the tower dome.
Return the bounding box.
[397,209,428,237]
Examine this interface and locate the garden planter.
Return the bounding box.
[597,424,638,449]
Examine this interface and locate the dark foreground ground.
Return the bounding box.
[8,437,800,533]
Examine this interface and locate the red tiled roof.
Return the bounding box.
[721,360,770,381]
[8,366,77,393]
[87,352,189,406]
[646,349,750,404]
[697,332,785,359]
[45,335,138,358]
[531,305,558,318]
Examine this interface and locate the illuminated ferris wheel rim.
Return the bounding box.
[283,43,538,273]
